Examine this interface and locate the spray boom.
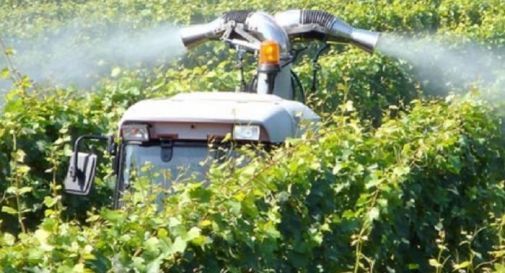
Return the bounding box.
[179,10,381,99]
[180,10,380,52]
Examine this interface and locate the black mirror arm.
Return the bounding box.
[71,135,110,179]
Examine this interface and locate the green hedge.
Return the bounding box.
[0,97,504,272]
[0,0,504,272]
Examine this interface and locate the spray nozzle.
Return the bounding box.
[179,17,227,48]
[274,9,380,53]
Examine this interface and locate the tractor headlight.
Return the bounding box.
[233,125,260,141]
[122,124,150,141]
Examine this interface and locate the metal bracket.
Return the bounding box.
[160,139,174,163]
[233,24,261,45]
[221,22,261,52]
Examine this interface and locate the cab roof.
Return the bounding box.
[120,92,320,143]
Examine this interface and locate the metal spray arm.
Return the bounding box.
[177,10,381,100]
[179,9,381,54]
[274,9,381,53]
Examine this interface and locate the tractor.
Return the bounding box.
[64,10,380,208]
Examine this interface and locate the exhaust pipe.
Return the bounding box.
[274,10,380,52]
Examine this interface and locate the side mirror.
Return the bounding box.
[64,152,98,195]
[64,135,111,196]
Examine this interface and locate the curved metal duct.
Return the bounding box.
[179,11,293,98]
[243,12,290,54]
[180,10,290,54]
[274,9,380,52]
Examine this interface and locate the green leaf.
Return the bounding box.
[429,259,442,268]
[168,217,181,228]
[198,220,212,228]
[16,165,30,174]
[14,149,26,163]
[34,229,53,251]
[453,261,471,270]
[1,206,18,215]
[111,67,121,78]
[0,68,9,79]
[2,233,15,246]
[5,186,17,194]
[18,187,32,195]
[43,196,58,208]
[146,258,162,273]
[144,237,160,255]
[4,47,14,56]
[343,100,354,112]
[100,209,124,222]
[368,207,379,221]
[72,263,85,273]
[185,227,201,241]
[170,237,187,254]
[407,264,420,270]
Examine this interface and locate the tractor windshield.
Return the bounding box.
[122,142,217,188]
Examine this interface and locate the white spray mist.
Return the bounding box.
[0,21,186,89]
[376,34,505,96]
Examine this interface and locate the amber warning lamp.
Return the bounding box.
[257,40,281,94]
[259,40,281,65]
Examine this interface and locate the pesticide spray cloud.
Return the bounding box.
[0,21,186,90]
[376,34,505,97]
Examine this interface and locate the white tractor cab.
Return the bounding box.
[64,9,380,207]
